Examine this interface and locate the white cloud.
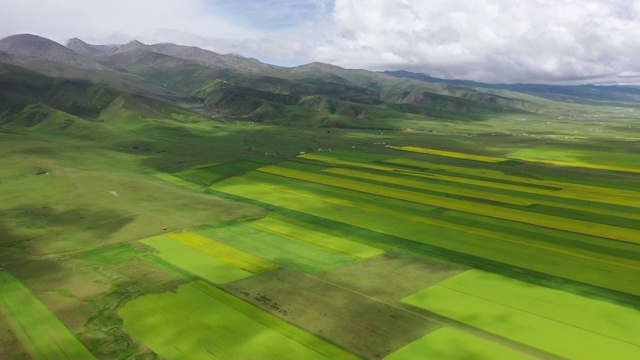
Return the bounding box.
[2,0,640,83]
[307,0,640,83]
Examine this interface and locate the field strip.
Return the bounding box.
[391,146,506,163]
[165,230,278,273]
[385,327,533,360]
[119,281,359,359]
[248,217,384,258]
[402,271,640,359]
[140,235,254,284]
[392,145,640,173]
[385,158,640,207]
[211,175,640,297]
[0,271,96,359]
[324,168,535,206]
[195,223,358,274]
[258,166,640,245]
[154,172,202,189]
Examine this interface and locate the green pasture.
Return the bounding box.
[0,271,96,359]
[384,328,532,360]
[139,235,254,284]
[119,281,359,360]
[196,221,358,274]
[403,270,640,359]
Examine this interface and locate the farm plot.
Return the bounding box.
[165,230,278,273]
[225,268,438,359]
[119,281,358,360]
[196,222,358,274]
[248,217,385,258]
[391,145,506,163]
[384,328,532,360]
[139,235,255,284]
[209,171,640,296]
[402,270,640,360]
[0,271,96,359]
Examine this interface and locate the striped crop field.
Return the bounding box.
[391,146,506,163]
[209,171,640,296]
[402,270,640,359]
[383,158,640,209]
[257,165,640,245]
[196,222,358,274]
[0,271,96,359]
[119,281,359,360]
[165,230,278,273]
[300,153,640,211]
[324,167,536,206]
[248,216,385,258]
[384,327,532,360]
[325,166,639,222]
[139,235,254,284]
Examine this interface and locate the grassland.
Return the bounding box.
[0,271,96,359]
[119,281,360,360]
[403,270,640,360]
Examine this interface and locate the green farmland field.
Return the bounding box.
[0,271,96,359]
[196,221,359,274]
[119,281,359,360]
[403,270,640,359]
[139,235,255,284]
[248,216,385,258]
[385,328,532,360]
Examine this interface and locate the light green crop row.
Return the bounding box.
[249,217,384,258]
[403,270,640,359]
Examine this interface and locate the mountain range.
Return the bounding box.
[2,33,639,130]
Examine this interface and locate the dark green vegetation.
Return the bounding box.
[1,33,639,359]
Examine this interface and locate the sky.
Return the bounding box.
[2,0,640,84]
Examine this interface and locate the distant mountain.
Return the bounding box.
[0,34,107,71]
[3,33,639,131]
[384,70,640,106]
